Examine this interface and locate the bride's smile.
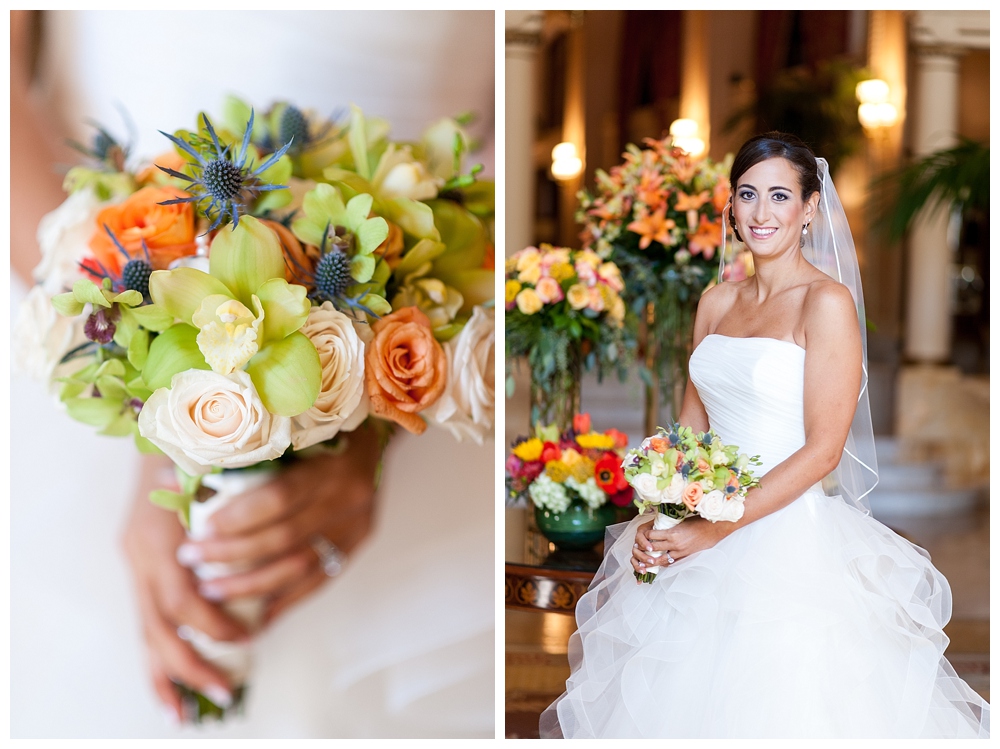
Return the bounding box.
[732,157,818,259]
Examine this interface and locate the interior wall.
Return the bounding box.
[707,10,757,162]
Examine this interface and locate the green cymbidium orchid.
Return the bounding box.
[290,183,391,317]
[147,216,321,417]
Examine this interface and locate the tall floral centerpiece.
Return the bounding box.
[578,138,733,434]
[14,99,495,721]
[504,244,628,432]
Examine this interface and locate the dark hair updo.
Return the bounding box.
[727,132,821,242]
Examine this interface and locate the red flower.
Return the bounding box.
[595,453,629,494]
[573,412,592,434]
[541,441,562,463]
[609,488,635,507]
[521,460,545,484]
[605,428,630,449]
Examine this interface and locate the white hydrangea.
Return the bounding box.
[566,476,607,509]
[528,473,570,514]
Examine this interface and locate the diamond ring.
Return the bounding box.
[666,553,675,564]
[310,535,346,578]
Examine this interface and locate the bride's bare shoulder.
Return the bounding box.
[802,280,859,346]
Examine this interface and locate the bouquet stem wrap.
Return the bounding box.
[184,468,276,717]
[638,507,684,582]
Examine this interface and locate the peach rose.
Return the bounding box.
[365,306,447,434]
[89,186,197,275]
[535,276,564,304]
[375,220,405,270]
[136,151,188,186]
[682,481,704,511]
[697,458,712,474]
[648,437,668,454]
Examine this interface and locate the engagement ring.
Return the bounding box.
[310,535,346,578]
[666,554,675,565]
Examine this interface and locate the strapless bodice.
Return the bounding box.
[689,334,807,474]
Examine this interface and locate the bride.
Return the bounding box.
[540,132,990,739]
[10,10,494,738]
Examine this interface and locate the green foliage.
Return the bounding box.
[870,138,989,242]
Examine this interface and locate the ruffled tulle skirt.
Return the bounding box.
[540,490,989,738]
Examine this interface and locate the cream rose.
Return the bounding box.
[661,473,686,505]
[695,489,727,522]
[720,496,746,523]
[425,305,495,445]
[290,302,369,450]
[631,473,660,504]
[138,369,291,476]
[11,285,88,388]
[35,188,107,295]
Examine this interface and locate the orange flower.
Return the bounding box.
[682,482,704,511]
[689,215,724,260]
[674,190,710,212]
[365,306,448,434]
[259,219,318,284]
[697,458,711,474]
[89,186,197,275]
[374,220,405,270]
[649,437,669,454]
[482,242,495,270]
[573,412,592,434]
[627,206,676,250]
[712,178,731,213]
[136,151,188,186]
[605,428,630,449]
[635,169,666,208]
[671,152,697,183]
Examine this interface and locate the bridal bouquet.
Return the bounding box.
[578,137,733,425]
[623,424,761,583]
[504,244,628,429]
[14,98,495,720]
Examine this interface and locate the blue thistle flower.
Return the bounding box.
[284,222,380,319]
[156,111,291,232]
[79,225,153,300]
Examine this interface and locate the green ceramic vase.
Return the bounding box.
[534,501,617,551]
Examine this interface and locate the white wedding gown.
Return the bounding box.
[540,335,989,739]
[10,10,494,739]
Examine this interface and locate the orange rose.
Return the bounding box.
[365,306,448,434]
[260,219,318,284]
[697,458,711,474]
[682,482,704,511]
[375,220,405,270]
[89,186,197,275]
[649,437,668,454]
[136,151,188,186]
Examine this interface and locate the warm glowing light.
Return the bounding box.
[551,142,583,180]
[856,79,890,105]
[669,118,699,138]
[669,119,705,156]
[856,79,897,131]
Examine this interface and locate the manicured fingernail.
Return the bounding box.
[204,685,233,709]
[162,706,180,726]
[633,543,638,548]
[176,544,201,567]
[199,583,224,601]
[646,546,653,552]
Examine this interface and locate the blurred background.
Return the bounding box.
[504,9,989,737]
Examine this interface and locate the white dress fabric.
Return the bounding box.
[540,335,989,739]
[10,10,494,738]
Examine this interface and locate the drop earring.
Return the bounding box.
[802,223,809,236]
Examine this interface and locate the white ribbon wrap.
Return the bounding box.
[645,510,684,576]
[186,468,276,686]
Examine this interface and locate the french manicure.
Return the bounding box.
[204,685,233,709]
[176,544,202,567]
[199,583,225,601]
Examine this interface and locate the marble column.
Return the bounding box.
[903,46,961,362]
[505,11,542,257]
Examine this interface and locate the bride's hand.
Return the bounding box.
[631,516,730,574]
[122,467,249,720]
[177,422,383,624]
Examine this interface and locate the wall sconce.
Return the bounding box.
[856,79,898,131]
[669,119,705,157]
[551,142,583,180]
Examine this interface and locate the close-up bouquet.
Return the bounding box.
[577,137,734,427]
[622,423,762,582]
[506,413,632,551]
[14,98,495,720]
[504,244,628,429]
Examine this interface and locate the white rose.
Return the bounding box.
[711,450,728,466]
[34,188,106,295]
[696,490,727,522]
[138,369,291,476]
[720,496,746,523]
[290,302,369,450]
[425,305,495,445]
[372,144,441,201]
[630,473,660,503]
[661,473,686,505]
[11,285,88,388]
